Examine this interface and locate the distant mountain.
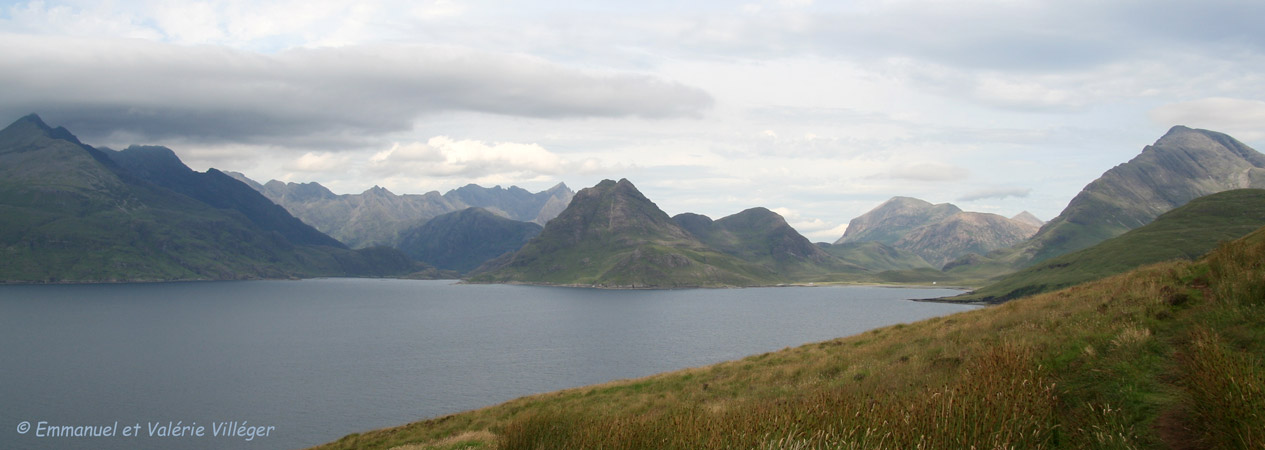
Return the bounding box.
[674,208,867,280]
[468,179,778,288]
[397,207,542,275]
[955,189,1265,302]
[893,212,1039,268]
[816,241,933,272]
[1011,211,1044,228]
[0,114,422,283]
[834,197,1037,268]
[947,125,1265,274]
[230,173,574,249]
[834,197,961,245]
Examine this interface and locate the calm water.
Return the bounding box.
[0,279,976,449]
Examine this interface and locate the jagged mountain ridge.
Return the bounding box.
[229,172,573,249]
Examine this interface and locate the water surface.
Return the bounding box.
[0,279,976,449]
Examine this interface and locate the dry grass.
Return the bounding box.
[313,227,1265,450]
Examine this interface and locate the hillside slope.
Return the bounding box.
[955,188,1265,302]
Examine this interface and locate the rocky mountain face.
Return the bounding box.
[397,207,542,275]
[894,212,1039,268]
[948,125,1265,274]
[0,115,423,282]
[675,208,866,278]
[468,179,778,288]
[834,197,1038,268]
[229,173,574,249]
[835,197,961,245]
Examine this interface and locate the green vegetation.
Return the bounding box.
[817,241,932,272]
[470,179,781,287]
[675,208,868,282]
[313,225,1265,450]
[955,189,1265,302]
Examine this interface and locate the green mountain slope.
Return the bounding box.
[949,126,1265,276]
[0,114,421,282]
[816,241,933,272]
[398,207,542,274]
[675,208,868,281]
[954,188,1265,302]
[468,179,778,288]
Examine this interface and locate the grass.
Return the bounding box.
[955,189,1265,302]
[313,226,1265,450]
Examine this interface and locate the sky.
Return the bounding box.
[3,0,1265,241]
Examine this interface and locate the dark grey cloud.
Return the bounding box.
[0,35,713,147]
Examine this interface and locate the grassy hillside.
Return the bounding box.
[314,226,1265,450]
[817,241,932,272]
[956,189,1265,302]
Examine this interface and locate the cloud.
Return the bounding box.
[1149,97,1265,141]
[884,162,970,182]
[369,136,602,180]
[771,207,846,241]
[957,187,1032,202]
[0,34,713,147]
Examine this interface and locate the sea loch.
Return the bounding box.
[1,278,976,449]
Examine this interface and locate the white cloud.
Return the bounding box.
[369,137,601,180]
[1150,97,1265,141]
[884,162,971,182]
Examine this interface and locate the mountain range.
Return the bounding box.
[0,115,426,282]
[7,112,1265,293]
[833,197,1041,268]
[228,172,573,249]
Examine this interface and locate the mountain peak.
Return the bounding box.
[1011,211,1045,227]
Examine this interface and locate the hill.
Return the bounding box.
[0,114,422,282]
[467,179,778,288]
[313,214,1265,450]
[948,125,1265,276]
[233,174,574,249]
[674,208,868,281]
[953,188,1265,302]
[398,207,543,275]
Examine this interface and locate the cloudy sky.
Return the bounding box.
[4,0,1265,241]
